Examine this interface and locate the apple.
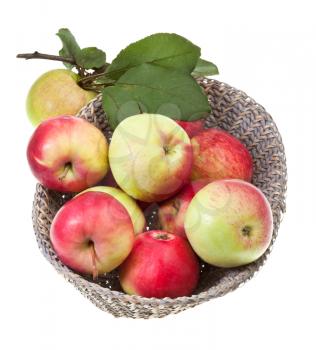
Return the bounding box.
[119,231,200,298]
[184,179,273,267]
[79,186,146,234]
[191,128,253,182]
[27,115,109,193]
[109,114,193,202]
[158,179,210,238]
[50,191,135,279]
[176,119,205,138]
[26,69,97,126]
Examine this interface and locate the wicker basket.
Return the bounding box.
[32,78,287,319]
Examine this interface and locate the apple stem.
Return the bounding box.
[154,233,170,240]
[58,162,72,181]
[76,71,114,86]
[90,244,98,281]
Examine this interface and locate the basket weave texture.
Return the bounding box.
[32,79,287,318]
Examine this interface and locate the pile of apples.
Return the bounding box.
[27,112,273,299]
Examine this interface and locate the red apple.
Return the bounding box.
[158,179,211,238]
[191,128,253,182]
[119,230,200,298]
[50,192,134,279]
[27,116,109,192]
[176,119,205,138]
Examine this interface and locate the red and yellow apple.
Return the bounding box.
[26,69,97,126]
[158,179,210,238]
[119,230,200,298]
[27,115,109,192]
[50,191,135,279]
[79,186,146,234]
[176,119,205,138]
[109,114,193,202]
[191,128,253,182]
[184,179,273,267]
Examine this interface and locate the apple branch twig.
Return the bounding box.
[16,51,76,65]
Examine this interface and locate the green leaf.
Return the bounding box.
[192,58,219,77]
[56,28,107,71]
[56,28,81,68]
[106,33,200,80]
[102,63,210,129]
[76,47,106,69]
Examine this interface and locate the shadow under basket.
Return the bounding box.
[32,78,287,319]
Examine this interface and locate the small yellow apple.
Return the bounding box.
[26,69,97,126]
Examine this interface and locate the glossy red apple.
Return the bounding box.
[158,179,211,238]
[191,128,253,182]
[27,116,109,192]
[176,119,205,138]
[50,192,134,279]
[119,230,200,298]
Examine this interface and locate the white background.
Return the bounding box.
[1,0,315,349]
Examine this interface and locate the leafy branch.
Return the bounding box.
[17,29,219,128]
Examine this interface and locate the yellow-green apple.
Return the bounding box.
[184,179,273,267]
[109,114,193,202]
[50,191,135,279]
[79,186,146,234]
[158,179,210,238]
[27,115,108,192]
[191,128,253,182]
[26,69,97,126]
[176,119,205,138]
[119,230,199,298]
